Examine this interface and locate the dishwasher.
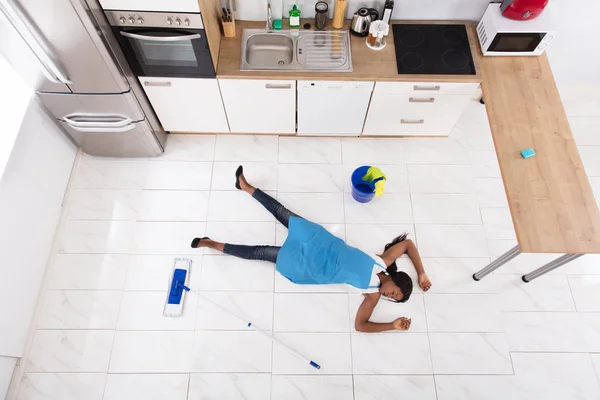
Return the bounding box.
[297,81,374,136]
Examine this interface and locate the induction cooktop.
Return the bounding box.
[392,24,476,75]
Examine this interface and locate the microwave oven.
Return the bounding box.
[477,4,556,56]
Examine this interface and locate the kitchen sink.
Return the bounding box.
[240,29,352,72]
[245,33,294,68]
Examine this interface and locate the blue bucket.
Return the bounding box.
[351,166,375,203]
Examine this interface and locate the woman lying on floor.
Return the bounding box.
[191,166,432,333]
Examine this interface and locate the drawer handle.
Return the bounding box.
[413,85,440,91]
[265,83,292,89]
[144,81,171,87]
[401,119,425,124]
[409,97,435,103]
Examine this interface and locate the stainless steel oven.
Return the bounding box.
[106,10,215,78]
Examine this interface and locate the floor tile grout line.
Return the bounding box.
[565,275,580,312]
[420,271,440,400]
[185,372,192,400]
[590,353,600,389]
[271,142,280,393]
[340,176,356,400]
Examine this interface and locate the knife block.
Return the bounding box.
[222,18,236,38]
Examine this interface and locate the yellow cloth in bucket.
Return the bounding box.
[362,167,386,197]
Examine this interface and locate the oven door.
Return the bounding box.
[115,27,215,78]
[487,32,546,53]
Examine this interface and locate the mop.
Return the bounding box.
[163,258,192,317]
[164,260,321,370]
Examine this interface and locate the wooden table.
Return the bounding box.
[474,54,600,282]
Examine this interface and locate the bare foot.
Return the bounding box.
[238,172,250,191]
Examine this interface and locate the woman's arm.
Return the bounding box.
[380,239,431,291]
[354,292,411,333]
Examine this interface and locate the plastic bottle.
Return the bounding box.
[289,4,301,28]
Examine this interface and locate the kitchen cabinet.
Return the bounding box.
[139,77,229,133]
[218,79,296,134]
[363,82,478,136]
[297,80,374,136]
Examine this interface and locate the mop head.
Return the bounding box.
[163,258,192,317]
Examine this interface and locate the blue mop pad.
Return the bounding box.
[163,258,192,317]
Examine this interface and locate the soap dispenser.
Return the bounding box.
[289,4,301,28]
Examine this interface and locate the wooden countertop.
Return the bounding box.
[480,55,600,254]
[217,20,483,82]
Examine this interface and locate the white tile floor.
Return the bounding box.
[13,100,600,399]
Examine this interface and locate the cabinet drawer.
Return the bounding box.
[374,81,479,95]
[363,117,454,136]
[363,93,471,136]
[392,94,472,117]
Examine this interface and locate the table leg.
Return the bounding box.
[521,254,583,282]
[473,245,521,281]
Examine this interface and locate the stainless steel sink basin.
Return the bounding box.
[240,29,352,72]
[245,33,294,68]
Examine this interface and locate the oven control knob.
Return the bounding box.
[137,17,144,24]
[175,18,182,26]
[166,18,173,25]
[119,16,126,23]
[184,18,190,26]
[128,17,135,24]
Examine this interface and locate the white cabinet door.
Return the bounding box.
[297,80,374,136]
[218,79,296,134]
[363,82,474,136]
[140,77,229,133]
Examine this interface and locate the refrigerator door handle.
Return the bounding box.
[0,0,72,84]
[63,115,133,128]
[66,123,137,133]
[119,31,201,42]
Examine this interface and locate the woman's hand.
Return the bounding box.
[418,273,432,291]
[392,317,411,330]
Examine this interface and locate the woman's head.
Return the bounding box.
[380,233,413,303]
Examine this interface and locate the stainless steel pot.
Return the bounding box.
[350,7,379,37]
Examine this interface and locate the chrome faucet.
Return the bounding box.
[266,0,273,30]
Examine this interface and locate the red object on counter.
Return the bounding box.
[501,0,549,20]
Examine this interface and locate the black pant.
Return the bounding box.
[222,189,301,263]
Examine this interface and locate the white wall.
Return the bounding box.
[544,0,600,116]
[0,97,77,359]
[0,55,32,175]
[231,0,493,22]
[0,357,17,400]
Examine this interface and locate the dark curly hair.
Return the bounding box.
[384,233,413,303]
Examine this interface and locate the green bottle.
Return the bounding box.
[289,4,301,28]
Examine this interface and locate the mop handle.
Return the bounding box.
[179,284,321,370]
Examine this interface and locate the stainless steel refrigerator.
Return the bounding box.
[0,0,166,157]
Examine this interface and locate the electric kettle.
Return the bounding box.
[350,7,379,37]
